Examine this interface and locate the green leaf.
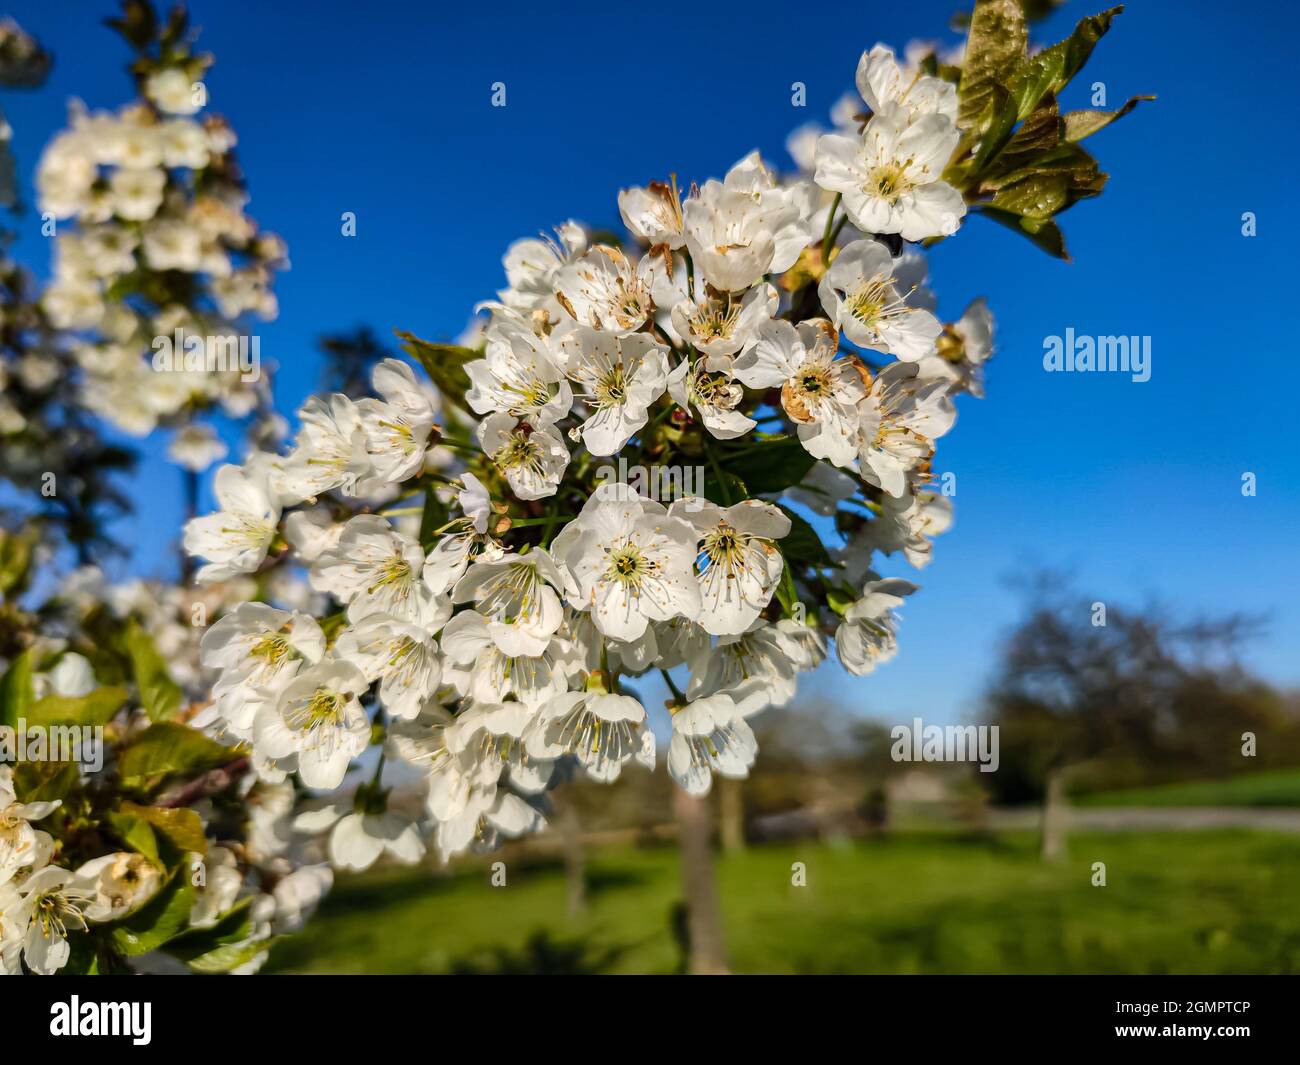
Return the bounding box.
[25,686,128,728]
[125,620,183,722]
[0,648,34,729]
[974,205,1069,259]
[983,99,1063,175]
[108,809,161,864]
[959,0,1028,130]
[826,587,856,616]
[724,437,816,496]
[105,0,159,51]
[108,868,196,956]
[187,935,277,975]
[118,722,237,790]
[1063,95,1153,142]
[702,463,746,506]
[989,172,1071,220]
[164,897,259,971]
[774,554,800,616]
[967,83,1020,173]
[0,529,34,596]
[119,801,208,858]
[777,506,833,568]
[1008,6,1124,121]
[61,937,103,975]
[980,141,1101,191]
[396,331,480,416]
[10,760,79,803]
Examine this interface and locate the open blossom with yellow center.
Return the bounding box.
[556,324,669,456]
[551,483,701,642]
[451,549,565,657]
[477,413,570,500]
[687,622,799,717]
[618,177,686,249]
[666,692,757,796]
[733,317,867,466]
[357,359,437,485]
[1,866,93,975]
[665,357,757,440]
[525,673,655,783]
[313,515,443,626]
[669,281,777,362]
[670,499,790,636]
[855,361,956,497]
[836,576,916,676]
[255,659,371,789]
[335,613,443,721]
[182,459,282,583]
[438,608,568,708]
[555,244,665,336]
[272,392,369,502]
[820,239,941,360]
[0,767,59,888]
[814,101,965,242]
[467,316,573,427]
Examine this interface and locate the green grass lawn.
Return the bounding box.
[1077,767,1300,808]
[264,829,1300,975]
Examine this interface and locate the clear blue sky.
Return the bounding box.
[6,0,1298,724]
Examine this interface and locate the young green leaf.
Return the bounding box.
[1063,95,1154,142]
[25,686,128,728]
[0,647,34,730]
[959,0,1029,131]
[125,619,183,722]
[108,868,196,956]
[118,722,238,790]
[1008,6,1124,121]
[974,205,1070,260]
[396,330,480,416]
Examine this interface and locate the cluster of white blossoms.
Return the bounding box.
[0,558,335,976]
[1,763,332,976]
[36,55,285,460]
[182,41,994,867]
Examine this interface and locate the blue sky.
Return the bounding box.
[5,0,1298,725]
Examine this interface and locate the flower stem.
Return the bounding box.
[659,667,686,704]
[821,192,843,260]
[510,513,573,528]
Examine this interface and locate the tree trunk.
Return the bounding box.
[1041,766,1068,862]
[559,801,586,918]
[719,777,746,853]
[673,788,729,974]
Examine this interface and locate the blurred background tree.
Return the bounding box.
[983,571,1300,860]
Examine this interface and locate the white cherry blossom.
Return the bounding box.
[551,483,701,641]
[253,659,371,789]
[356,359,438,486]
[555,244,666,335]
[313,516,445,626]
[557,325,669,456]
[819,238,942,360]
[334,613,443,721]
[836,576,916,675]
[669,498,790,636]
[856,361,956,496]
[733,318,868,466]
[182,458,281,583]
[467,316,572,427]
[667,693,757,796]
[814,103,965,241]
